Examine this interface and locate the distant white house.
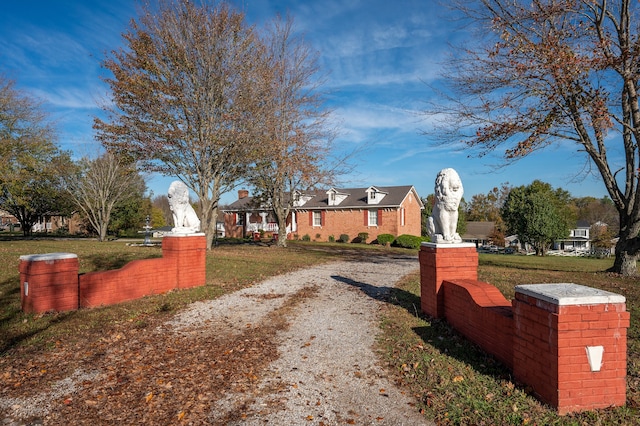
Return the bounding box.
[554,220,591,253]
[505,220,596,255]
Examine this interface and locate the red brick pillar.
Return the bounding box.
[162,234,207,289]
[513,283,630,414]
[419,243,478,318]
[19,253,79,313]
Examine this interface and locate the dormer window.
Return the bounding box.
[366,186,387,205]
[293,190,312,207]
[327,188,349,206]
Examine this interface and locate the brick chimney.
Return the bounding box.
[238,189,249,199]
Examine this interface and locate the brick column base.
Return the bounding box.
[162,233,207,289]
[419,242,478,318]
[513,284,630,414]
[19,253,79,313]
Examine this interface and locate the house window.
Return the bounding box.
[574,229,587,237]
[371,191,376,200]
[400,208,405,226]
[368,209,378,226]
[313,211,322,227]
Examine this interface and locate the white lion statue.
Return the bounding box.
[168,181,200,233]
[427,168,463,243]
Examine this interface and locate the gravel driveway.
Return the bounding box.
[167,255,432,425]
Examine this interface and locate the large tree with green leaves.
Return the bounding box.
[501,181,575,255]
[0,76,74,235]
[431,0,640,275]
[94,0,265,249]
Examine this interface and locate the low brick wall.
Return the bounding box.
[442,278,513,369]
[19,234,206,313]
[419,242,630,415]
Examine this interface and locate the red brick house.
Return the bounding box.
[223,185,423,242]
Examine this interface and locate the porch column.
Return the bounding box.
[260,212,268,230]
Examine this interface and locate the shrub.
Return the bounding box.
[328,235,335,243]
[377,233,395,246]
[338,234,349,243]
[302,234,311,242]
[356,232,369,243]
[393,234,427,249]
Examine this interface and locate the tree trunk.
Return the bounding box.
[611,239,639,276]
[202,206,217,250]
[274,204,288,248]
[99,224,108,242]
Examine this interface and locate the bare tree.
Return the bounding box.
[247,15,343,247]
[94,0,265,249]
[64,152,145,242]
[429,0,640,275]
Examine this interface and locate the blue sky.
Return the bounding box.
[1,0,611,205]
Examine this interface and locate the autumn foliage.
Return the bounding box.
[432,0,640,275]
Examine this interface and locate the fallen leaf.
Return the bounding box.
[306,415,314,421]
[453,375,464,383]
[145,392,154,403]
[177,411,185,420]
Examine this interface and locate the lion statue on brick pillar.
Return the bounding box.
[168,181,200,233]
[427,168,463,243]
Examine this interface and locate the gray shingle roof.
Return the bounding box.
[224,185,422,211]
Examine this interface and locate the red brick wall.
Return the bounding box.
[419,244,630,414]
[443,278,513,368]
[513,293,630,414]
[20,235,206,313]
[79,257,176,308]
[80,235,206,307]
[419,244,478,318]
[19,254,79,313]
[163,235,207,289]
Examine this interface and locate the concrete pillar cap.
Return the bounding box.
[19,253,78,262]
